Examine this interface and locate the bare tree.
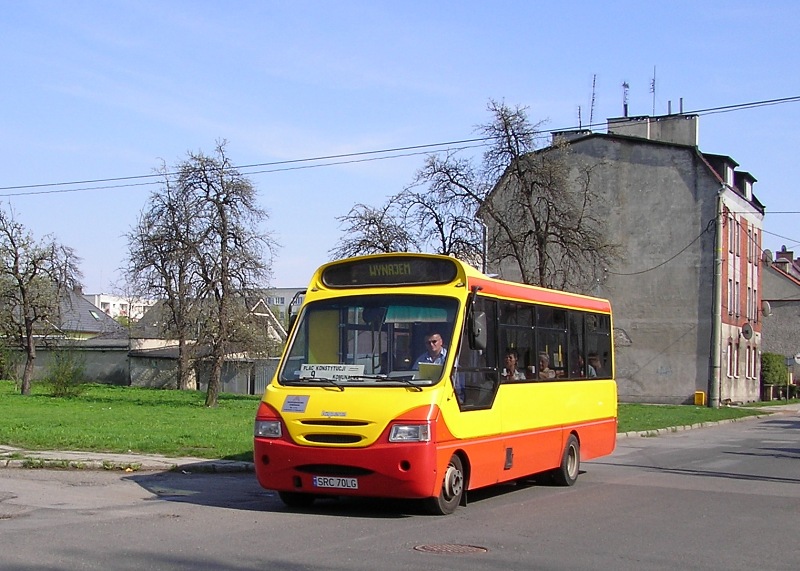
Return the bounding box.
[478,101,618,290]
[402,149,486,267]
[330,154,483,264]
[126,142,278,405]
[125,161,204,390]
[330,100,616,291]
[179,141,278,407]
[0,205,82,395]
[406,100,617,291]
[394,187,483,265]
[329,201,417,259]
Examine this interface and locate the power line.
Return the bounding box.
[1,94,799,198]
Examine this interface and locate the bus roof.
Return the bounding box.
[309,253,612,314]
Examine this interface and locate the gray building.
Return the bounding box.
[485,114,764,405]
[761,252,800,386]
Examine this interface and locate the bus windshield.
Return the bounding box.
[279,294,459,388]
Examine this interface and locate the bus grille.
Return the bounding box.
[300,420,369,427]
[304,434,363,444]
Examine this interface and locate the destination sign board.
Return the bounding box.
[322,256,458,287]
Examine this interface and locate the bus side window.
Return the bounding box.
[455,296,498,408]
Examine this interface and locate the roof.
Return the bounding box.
[58,289,127,337]
[504,130,765,215]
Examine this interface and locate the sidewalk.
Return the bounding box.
[616,401,800,438]
[0,444,254,473]
[2,403,797,473]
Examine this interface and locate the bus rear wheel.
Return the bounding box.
[278,491,316,509]
[551,434,580,486]
[426,454,464,515]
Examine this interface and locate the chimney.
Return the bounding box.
[607,113,699,146]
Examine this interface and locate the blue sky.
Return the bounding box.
[2,1,799,293]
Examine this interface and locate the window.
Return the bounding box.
[727,341,734,378]
[753,289,758,322]
[728,214,735,253]
[746,287,752,321]
[735,220,741,257]
[727,279,733,316]
[456,296,498,408]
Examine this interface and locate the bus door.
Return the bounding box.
[446,295,503,487]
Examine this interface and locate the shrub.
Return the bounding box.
[42,349,87,397]
[760,352,788,386]
[0,344,21,382]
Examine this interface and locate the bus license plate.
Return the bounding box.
[312,476,359,490]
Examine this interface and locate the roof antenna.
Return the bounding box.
[589,74,597,127]
[622,81,630,117]
[650,66,656,115]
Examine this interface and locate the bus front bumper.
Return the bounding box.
[253,437,440,499]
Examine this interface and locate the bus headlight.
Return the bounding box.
[254,420,282,438]
[389,423,430,442]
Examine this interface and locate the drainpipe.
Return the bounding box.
[709,191,723,408]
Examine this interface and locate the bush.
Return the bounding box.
[760,352,788,386]
[42,349,87,397]
[0,345,21,382]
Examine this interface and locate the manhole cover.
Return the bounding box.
[414,544,488,554]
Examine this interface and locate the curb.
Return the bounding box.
[2,407,795,471]
[616,411,776,439]
[0,448,254,473]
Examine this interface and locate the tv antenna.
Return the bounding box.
[650,66,657,115]
[622,81,630,117]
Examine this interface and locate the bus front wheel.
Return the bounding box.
[426,454,464,515]
[551,434,580,486]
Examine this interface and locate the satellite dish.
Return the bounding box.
[761,300,772,317]
[741,322,753,340]
[762,249,773,263]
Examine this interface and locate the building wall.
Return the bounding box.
[719,197,764,402]
[130,356,182,389]
[487,130,764,404]
[573,137,720,403]
[83,293,157,321]
[23,344,129,386]
[761,264,800,380]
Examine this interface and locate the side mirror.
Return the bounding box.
[469,311,487,351]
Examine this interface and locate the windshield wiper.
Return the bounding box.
[286,376,345,391]
[375,376,423,391]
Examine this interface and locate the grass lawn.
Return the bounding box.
[0,381,260,462]
[1,381,787,461]
[616,402,768,433]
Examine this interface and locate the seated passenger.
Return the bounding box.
[503,348,526,380]
[588,352,603,377]
[571,354,597,378]
[538,352,556,379]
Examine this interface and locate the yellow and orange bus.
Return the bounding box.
[254,253,616,514]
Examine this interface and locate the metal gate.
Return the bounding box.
[252,358,279,395]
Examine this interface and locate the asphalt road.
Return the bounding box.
[0,412,797,571]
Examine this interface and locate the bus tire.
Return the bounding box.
[426,454,464,515]
[551,434,580,486]
[278,491,316,508]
